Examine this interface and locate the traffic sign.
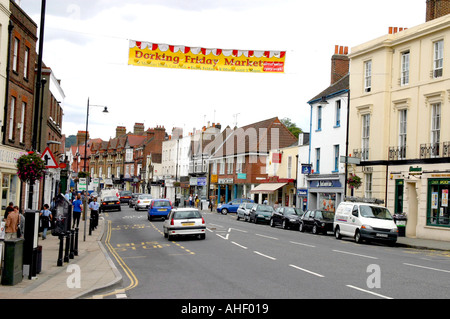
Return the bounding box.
[41,147,59,168]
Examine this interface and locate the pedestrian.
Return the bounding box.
[195,195,199,208]
[189,194,193,207]
[40,204,52,240]
[18,208,25,238]
[88,196,100,230]
[72,194,83,228]
[65,190,70,201]
[5,206,20,240]
[3,202,14,220]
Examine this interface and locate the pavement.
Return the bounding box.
[0,214,449,299]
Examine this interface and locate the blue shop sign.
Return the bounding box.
[310,180,342,188]
[298,189,308,196]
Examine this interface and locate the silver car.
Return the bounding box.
[236,202,255,221]
[135,194,153,211]
[163,208,206,240]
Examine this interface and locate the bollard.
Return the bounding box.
[64,231,70,263]
[69,229,75,259]
[57,234,64,266]
[74,227,79,256]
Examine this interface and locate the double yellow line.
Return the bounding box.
[97,220,139,298]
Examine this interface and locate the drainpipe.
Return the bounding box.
[2,21,13,145]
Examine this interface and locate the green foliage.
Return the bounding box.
[16,152,46,183]
[281,118,303,139]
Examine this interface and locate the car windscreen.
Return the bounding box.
[139,195,152,200]
[284,207,301,215]
[153,200,171,207]
[359,205,393,220]
[257,205,274,212]
[245,203,254,209]
[104,197,118,201]
[173,211,201,219]
[121,191,132,195]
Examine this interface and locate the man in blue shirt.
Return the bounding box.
[88,197,100,230]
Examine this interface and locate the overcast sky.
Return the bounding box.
[18,0,425,141]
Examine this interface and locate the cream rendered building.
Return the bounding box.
[348,14,450,241]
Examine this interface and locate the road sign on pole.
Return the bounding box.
[41,147,59,168]
[340,156,361,165]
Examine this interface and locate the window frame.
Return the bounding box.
[364,60,372,92]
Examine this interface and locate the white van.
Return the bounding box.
[100,188,120,201]
[334,197,398,245]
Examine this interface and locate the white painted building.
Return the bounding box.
[306,46,350,211]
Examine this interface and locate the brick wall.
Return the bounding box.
[426,0,450,21]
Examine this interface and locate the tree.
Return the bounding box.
[281,118,303,139]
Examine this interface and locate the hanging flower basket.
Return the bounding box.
[16,151,46,184]
[347,174,362,189]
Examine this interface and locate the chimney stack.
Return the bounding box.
[76,131,89,146]
[331,45,349,85]
[133,123,145,134]
[116,126,126,138]
[426,0,450,21]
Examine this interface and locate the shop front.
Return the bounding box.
[0,145,26,215]
[306,175,345,212]
[388,164,450,241]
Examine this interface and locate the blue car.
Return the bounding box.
[217,198,254,215]
[148,199,173,221]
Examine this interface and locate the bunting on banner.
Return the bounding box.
[128,40,286,73]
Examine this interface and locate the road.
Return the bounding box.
[97,205,450,300]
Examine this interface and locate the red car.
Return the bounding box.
[119,190,132,204]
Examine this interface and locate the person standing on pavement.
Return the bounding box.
[3,202,14,220]
[72,194,83,228]
[5,206,20,240]
[40,204,52,240]
[88,197,100,230]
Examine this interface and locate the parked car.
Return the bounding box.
[119,190,133,204]
[148,199,173,221]
[100,196,121,212]
[135,194,153,211]
[163,208,206,240]
[236,202,255,221]
[270,206,304,230]
[217,198,254,214]
[299,210,334,234]
[334,200,398,245]
[128,193,142,208]
[248,204,274,224]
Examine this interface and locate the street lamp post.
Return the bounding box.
[83,98,108,241]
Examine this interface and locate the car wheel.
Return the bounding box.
[118,207,121,212]
[282,220,287,229]
[168,233,174,241]
[334,226,342,239]
[164,228,168,238]
[237,215,240,221]
[355,230,363,244]
[270,219,275,227]
[199,234,206,240]
[222,208,228,215]
[312,225,318,234]
[299,222,304,232]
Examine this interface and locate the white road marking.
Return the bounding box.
[254,251,277,260]
[290,241,315,248]
[333,249,378,260]
[289,264,324,278]
[255,234,278,240]
[346,285,393,299]
[231,242,248,249]
[403,263,450,274]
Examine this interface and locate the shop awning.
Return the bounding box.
[250,183,287,194]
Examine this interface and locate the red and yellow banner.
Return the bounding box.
[128,40,285,73]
